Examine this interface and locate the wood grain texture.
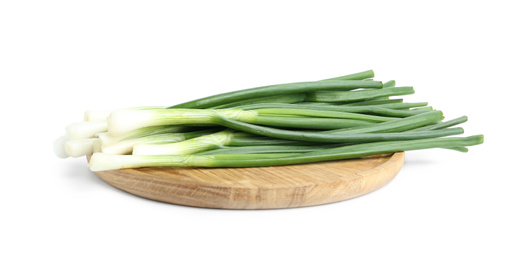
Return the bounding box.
[93,152,404,209]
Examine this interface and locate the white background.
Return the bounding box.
[1,1,525,259]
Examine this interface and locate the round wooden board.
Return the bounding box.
[93,152,404,209]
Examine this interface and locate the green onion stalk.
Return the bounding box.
[105,107,401,136]
[89,135,484,171]
[169,78,382,109]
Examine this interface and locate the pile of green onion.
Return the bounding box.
[54,70,483,171]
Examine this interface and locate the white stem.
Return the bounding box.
[92,139,102,153]
[66,121,108,139]
[133,130,232,155]
[107,110,155,136]
[84,110,112,121]
[97,125,191,146]
[53,135,70,158]
[101,133,187,155]
[96,132,121,145]
[101,140,138,155]
[65,138,98,158]
[88,153,196,171]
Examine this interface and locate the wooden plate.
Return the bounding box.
[92,152,404,209]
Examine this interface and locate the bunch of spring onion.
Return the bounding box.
[53,70,483,171]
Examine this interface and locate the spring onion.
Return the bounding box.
[101,129,218,155]
[133,130,320,156]
[53,69,483,172]
[89,135,483,171]
[106,107,397,136]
